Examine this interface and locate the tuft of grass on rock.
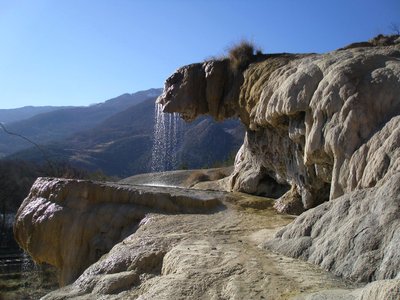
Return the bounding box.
[227,40,258,71]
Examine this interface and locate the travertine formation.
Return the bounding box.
[15,175,399,299]
[157,39,400,212]
[156,36,400,289]
[14,177,222,286]
[30,193,363,300]
[264,173,400,282]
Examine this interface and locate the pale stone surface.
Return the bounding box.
[293,279,400,300]
[157,59,241,122]
[158,41,400,212]
[14,177,223,286]
[16,178,399,299]
[357,279,400,300]
[40,195,360,299]
[264,173,400,282]
[155,38,400,287]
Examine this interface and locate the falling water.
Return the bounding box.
[151,103,184,172]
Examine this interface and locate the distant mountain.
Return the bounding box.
[0,106,71,124]
[179,118,243,168]
[0,89,162,157]
[9,96,244,177]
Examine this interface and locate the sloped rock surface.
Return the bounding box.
[264,173,400,282]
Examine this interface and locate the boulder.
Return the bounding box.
[13,177,223,286]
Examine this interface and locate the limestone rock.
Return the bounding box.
[13,177,223,286]
[39,198,358,300]
[157,59,242,122]
[264,173,400,282]
[293,279,400,300]
[157,37,400,283]
[158,40,400,212]
[357,279,400,300]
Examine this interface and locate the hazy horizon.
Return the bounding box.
[0,0,399,109]
[0,87,163,110]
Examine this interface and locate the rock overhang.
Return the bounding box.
[156,40,400,214]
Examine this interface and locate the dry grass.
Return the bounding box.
[204,40,263,72]
[227,40,257,71]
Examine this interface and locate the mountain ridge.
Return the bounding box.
[0,106,72,124]
[8,97,244,177]
[0,88,162,157]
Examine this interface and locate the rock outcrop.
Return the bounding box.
[157,36,400,284]
[14,177,223,286]
[264,173,400,282]
[157,38,400,212]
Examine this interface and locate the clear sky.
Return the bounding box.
[0,0,399,109]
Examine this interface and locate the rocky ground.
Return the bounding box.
[12,171,400,299]
[41,191,362,299]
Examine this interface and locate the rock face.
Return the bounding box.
[14,177,223,286]
[16,177,366,299]
[157,40,400,212]
[158,59,242,122]
[264,173,400,282]
[157,36,400,284]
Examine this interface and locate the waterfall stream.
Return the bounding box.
[151,103,184,172]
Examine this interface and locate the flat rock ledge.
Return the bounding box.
[14,177,224,286]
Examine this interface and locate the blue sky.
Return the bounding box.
[0,0,399,109]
